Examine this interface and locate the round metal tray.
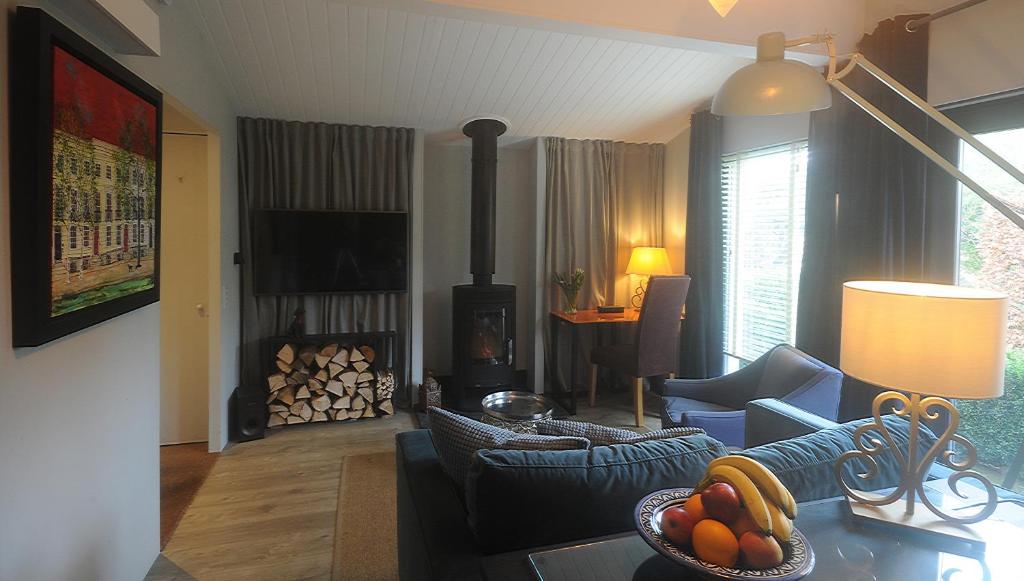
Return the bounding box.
[481,391,555,422]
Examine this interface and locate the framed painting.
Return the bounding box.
[11,7,162,347]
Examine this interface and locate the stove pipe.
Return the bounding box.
[462,117,508,286]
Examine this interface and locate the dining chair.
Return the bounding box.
[588,275,690,426]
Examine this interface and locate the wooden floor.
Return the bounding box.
[147,387,662,581]
[152,413,416,581]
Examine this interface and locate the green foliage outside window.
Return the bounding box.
[957,349,1024,467]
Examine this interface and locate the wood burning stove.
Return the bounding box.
[449,117,516,406]
[452,284,515,400]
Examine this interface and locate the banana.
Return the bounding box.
[698,465,773,536]
[707,455,798,519]
[765,500,794,542]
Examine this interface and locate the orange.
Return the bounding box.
[683,494,709,522]
[692,519,740,567]
[729,512,758,538]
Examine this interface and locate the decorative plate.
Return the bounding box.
[634,488,815,581]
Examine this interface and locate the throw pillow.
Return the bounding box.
[427,406,590,489]
[741,414,938,504]
[536,419,705,447]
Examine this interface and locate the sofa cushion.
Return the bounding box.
[662,396,733,425]
[740,414,937,503]
[427,407,590,490]
[537,419,705,446]
[466,434,728,553]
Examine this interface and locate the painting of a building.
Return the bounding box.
[50,46,157,317]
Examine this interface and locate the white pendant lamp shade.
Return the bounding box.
[711,32,832,117]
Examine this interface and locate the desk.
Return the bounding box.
[548,309,682,417]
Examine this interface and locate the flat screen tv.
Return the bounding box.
[252,210,408,295]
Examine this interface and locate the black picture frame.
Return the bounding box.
[11,7,162,347]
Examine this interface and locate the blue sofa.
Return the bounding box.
[396,398,937,581]
[659,345,843,448]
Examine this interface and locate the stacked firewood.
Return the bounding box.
[266,342,396,428]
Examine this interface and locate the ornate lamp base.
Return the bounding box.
[847,496,987,552]
[835,390,999,549]
[630,276,648,310]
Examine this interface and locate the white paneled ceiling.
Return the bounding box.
[185,0,751,143]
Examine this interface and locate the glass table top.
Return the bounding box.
[526,485,1024,581]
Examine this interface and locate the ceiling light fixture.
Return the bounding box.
[708,0,738,17]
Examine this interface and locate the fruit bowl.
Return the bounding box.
[634,488,815,580]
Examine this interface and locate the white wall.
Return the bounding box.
[0,2,238,580]
[865,0,1024,105]
[422,143,536,377]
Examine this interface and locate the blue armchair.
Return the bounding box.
[658,345,842,448]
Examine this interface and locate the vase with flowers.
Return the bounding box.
[554,267,585,314]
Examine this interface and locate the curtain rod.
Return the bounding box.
[906,0,990,32]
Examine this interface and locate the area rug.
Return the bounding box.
[333,452,398,580]
[160,443,218,548]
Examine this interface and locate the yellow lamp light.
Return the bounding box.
[837,280,1008,544]
[626,247,672,308]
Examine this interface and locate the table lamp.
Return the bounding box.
[625,247,672,309]
[837,281,1008,542]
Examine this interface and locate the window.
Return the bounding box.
[106,225,112,247]
[722,141,808,368]
[955,125,1024,492]
[69,226,77,249]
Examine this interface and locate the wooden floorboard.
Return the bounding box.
[152,388,662,581]
[160,413,416,581]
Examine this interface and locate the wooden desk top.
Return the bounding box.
[550,308,684,325]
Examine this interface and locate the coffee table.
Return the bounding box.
[482,482,1024,580]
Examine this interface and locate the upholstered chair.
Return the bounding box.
[658,344,842,448]
[589,275,690,426]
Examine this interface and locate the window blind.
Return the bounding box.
[722,141,808,365]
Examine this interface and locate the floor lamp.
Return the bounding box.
[711,31,1024,537]
[711,31,1024,231]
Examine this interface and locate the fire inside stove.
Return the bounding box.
[470,309,505,364]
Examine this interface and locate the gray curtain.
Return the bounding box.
[543,137,665,387]
[238,118,414,388]
[796,15,940,421]
[679,110,725,379]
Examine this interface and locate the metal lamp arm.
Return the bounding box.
[812,36,1024,231]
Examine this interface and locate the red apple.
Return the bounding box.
[660,506,698,547]
[739,531,785,569]
[701,482,741,523]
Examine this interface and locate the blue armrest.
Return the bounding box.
[682,410,747,449]
[662,373,759,410]
[744,399,839,448]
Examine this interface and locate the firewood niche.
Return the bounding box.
[266,340,396,428]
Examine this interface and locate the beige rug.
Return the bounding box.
[333,452,398,580]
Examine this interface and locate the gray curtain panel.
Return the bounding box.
[796,15,940,421]
[237,118,414,388]
[543,137,665,388]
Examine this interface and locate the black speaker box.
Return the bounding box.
[229,388,266,443]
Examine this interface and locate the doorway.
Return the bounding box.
[159,99,222,547]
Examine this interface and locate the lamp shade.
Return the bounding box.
[711,32,832,117]
[840,281,1008,399]
[625,247,672,276]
